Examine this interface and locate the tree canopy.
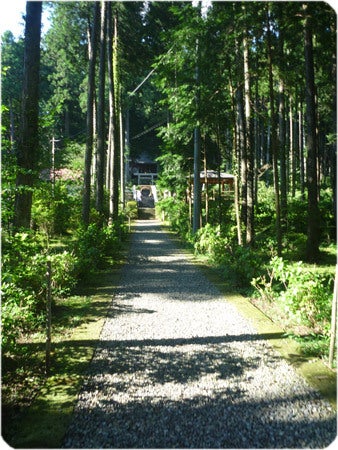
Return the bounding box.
[1,2,337,423]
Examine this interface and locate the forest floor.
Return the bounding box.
[2,219,337,448]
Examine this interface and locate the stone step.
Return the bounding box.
[138,208,156,220]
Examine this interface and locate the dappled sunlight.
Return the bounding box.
[142,239,167,244]
[63,221,336,449]
[66,330,336,448]
[147,255,187,263]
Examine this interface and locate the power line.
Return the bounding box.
[131,120,167,140]
[129,67,156,96]
[128,45,174,96]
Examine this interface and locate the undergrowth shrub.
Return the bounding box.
[124,201,138,220]
[193,224,264,286]
[73,221,126,278]
[194,224,224,256]
[32,180,81,235]
[252,256,333,335]
[1,232,78,353]
[156,197,190,237]
[219,244,264,286]
[2,217,127,353]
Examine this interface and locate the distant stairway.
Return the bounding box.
[135,185,157,220]
[138,208,156,220]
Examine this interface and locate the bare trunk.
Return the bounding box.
[107,2,115,222]
[193,38,201,234]
[278,79,287,229]
[243,32,254,245]
[304,4,320,262]
[14,1,42,229]
[112,13,120,221]
[95,1,107,217]
[236,87,247,236]
[82,2,100,226]
[267,8,282,256]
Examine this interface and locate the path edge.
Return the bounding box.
[162,223,337,410]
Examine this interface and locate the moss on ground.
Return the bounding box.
[164,225,336,409]
[3,226,335,449]
[190,254,337,410]
[2,267,123,449]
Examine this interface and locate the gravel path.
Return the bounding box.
[63,220,336,448]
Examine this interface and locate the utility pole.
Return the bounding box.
[51,137,60,196]
[52,137,55,192]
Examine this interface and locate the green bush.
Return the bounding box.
[49,251,78,296]
[125,201,138,220]
[32,180,82,235]
[255,183,277,229]
[1,231,78,353]
[73,221,125,278]
[1,283,42,351]
[193,223,264,287]
[156,197,190,237]
[252,256,334,335]
[194,224,223,256]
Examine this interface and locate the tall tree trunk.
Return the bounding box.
[331,82,337,241]
[243,31,254,245]
[193,38,201,234]
[107,6,120,223]
[82,2,100,226]
[229,80,242,245]
[233,34,247,240]
[203,140,209,224]
[277,3,287,228]
[64,104,70,138]
[298,104,305,200]
[278,79,287,229]
[236,86,247,237]
[107,2,115,222]
[329,20,337,240]
[14,1,42,229]
[108,9,124,223]
[303,4,320,262]
[95,1,107,217]
[289,96,297,198]
[267,9,282,256]
[119,104,124,208]
[112,13,120,221]
[9,99,15,147]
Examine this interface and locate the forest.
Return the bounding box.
[1,0,337,434]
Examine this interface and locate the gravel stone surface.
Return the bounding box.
[63,220,336,448]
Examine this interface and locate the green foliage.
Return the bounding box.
[1,232,78,353]
[31,184,55,235]
[215,241,264,287]
[156,152,188,197]
[1,32,24,142]
[291,333,331,359]
[156,196,190,237]
[72,222,126,278]
[31,180,82,235]
[194,224,224,256]
[125,201,138,220]
[287,196,308,234]
[255,183,278,229]
[193,223,265,286]
[252,256,334,335]
[2,216,127,353]
[1,151,18,230]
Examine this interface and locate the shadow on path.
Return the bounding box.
[62,220,337,449]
